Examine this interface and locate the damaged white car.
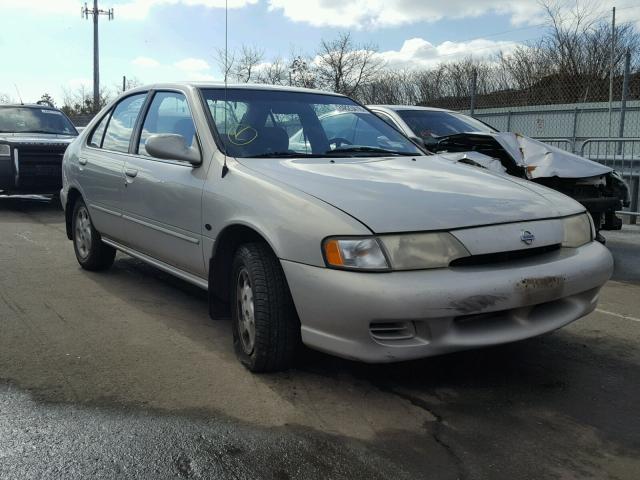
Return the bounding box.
[369,105,630,239]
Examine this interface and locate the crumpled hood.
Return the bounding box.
[238,155,585,233]
[490,132,611,179]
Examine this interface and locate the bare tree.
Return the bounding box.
[0,93,13,104]
[214,45,264,83]
[256,57,288,85]
[37,93,56,107]
[288,55,316,89]
[234,45,264,83]
[315,32,384,97]
[61,84,111,116]
[214,47,237,83]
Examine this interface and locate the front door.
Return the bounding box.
[120,90,206,277]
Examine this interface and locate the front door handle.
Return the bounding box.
[78,157,88,166]
[125,168,138,178]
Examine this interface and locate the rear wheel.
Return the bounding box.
[231,243,299,372]
[72,198,116,271]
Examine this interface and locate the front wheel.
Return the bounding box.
[72,198,116,271]
[231,243,300,372]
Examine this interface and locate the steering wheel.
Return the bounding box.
[328,137,353,149]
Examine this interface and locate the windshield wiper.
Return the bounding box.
[326,146,416,156]
[19,130,62,135]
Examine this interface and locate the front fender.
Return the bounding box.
[202,158,371,267]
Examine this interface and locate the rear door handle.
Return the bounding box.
[125,168,138,178]
[78,157,88,166]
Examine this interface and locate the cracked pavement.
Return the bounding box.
[1,197,639,479]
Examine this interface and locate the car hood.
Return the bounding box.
[0,132,77,145]
[237,155,585,233]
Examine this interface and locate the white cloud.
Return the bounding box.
[116,0,258,20]
[267,0,545,28]
[376,37,521,69]
[174,58,211,72]
[0,0,257,20]
[0,0,78,14]
[132,56,161,68]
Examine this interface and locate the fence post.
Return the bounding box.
[618,49,631,144]
[607,6,616,138]
[469,69,477,117]
[572,108,579,153]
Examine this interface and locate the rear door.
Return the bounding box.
[120,90,207,277]
[79,92,147,241]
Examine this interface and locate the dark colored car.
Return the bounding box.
[0,104,78,195]
[369,105,630,238]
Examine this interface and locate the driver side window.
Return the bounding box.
[138,91,196,157]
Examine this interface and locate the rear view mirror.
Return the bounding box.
[145,134,202,165]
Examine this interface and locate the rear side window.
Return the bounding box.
[102,93,147,153]
[138,91,196,156]
[88,112,110,148]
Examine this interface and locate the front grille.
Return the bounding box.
[369,321,416,341]
[449,244,561,267]
[16,145,66,190]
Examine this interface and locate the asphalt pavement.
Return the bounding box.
[1,196,639,480]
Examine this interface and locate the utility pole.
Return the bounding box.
[82,1,114,113]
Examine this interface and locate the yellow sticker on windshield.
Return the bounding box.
[228,125,258,146]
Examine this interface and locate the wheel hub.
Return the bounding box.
[75,206,92,259]
[236,268,255,354]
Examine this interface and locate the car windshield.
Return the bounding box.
[397,110,496,141]
[201,88,422,158]
[0,107,78,135]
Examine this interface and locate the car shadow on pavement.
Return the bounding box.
[0,195,63,223]
[89,252,640,455]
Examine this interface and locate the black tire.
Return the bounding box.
[231,242,300,372]
[72,198,116,271]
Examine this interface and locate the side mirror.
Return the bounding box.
[409,136,426,148]
[145,134,202,165]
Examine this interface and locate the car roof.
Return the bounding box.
[0,103,59,110]
[125,82,346,97]
[368,105,456,114]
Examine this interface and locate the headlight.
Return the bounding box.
[562,213,593,248]
[323,237,389,271]
[322,233,470,271]
[380,232,469,270]
[0,144,10,157]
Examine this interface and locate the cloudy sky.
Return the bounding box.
[0,0,638,103]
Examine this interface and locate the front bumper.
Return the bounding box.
[282,241,613,363]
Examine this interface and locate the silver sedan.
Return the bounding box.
[61,83,613,372]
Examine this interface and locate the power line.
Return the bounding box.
[454,22,548,44]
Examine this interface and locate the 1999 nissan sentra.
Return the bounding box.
[60,83,613,372]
